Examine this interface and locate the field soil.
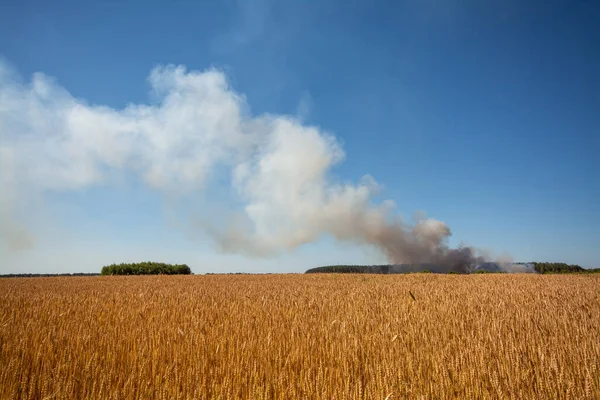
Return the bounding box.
[1,274,599,399]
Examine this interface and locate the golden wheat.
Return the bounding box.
[1,274,599,399]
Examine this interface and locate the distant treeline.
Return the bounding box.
[306,265,373,274]
[531,262,600,274]
[306,265,456,274]
[306,263,600,274]
[101,262,191,275]
[0,273,100,278]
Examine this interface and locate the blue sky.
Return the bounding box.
[0,0,598,273]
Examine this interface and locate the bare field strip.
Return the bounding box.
[1,274,599,399]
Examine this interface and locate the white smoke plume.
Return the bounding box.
[0,61,505,271]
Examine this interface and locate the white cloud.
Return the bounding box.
[0,61,384,257]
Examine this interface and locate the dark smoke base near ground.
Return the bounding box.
[305,264,529,274]
[306,262,600,274]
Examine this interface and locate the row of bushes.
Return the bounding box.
[101,262,191,275]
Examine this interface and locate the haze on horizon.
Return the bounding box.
[0,0,598,274]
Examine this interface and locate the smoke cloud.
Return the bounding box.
[0,61,511,272]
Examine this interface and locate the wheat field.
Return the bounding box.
[1,274,599,399]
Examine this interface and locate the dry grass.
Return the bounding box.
[1,274,599,399]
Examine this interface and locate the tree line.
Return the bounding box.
[306,265,373,274]
[0,273,100,278]
[531,262,600,274]
[100,262,191,275]
[306,263,600,274]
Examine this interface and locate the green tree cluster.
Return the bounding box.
[100,262,191,275]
